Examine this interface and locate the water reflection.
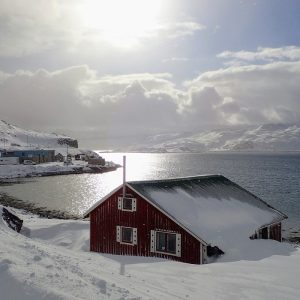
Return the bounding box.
[0,152,299,232]
[102,152,167,181]
[0,153,165,217]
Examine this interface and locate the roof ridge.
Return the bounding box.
[127,174,223,185]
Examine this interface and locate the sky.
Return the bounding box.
[0,0,300,148]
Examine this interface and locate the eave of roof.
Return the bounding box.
[83,184,123,218]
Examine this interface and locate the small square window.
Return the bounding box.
[116,226,137,245]
[122,197,133,210]
[118,197,136,211]
[122,227,133,243]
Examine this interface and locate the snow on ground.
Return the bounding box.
[0,161,89,179]
[0,120,78,150]
[0,205,300,300]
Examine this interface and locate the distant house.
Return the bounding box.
[84,175,287,264]
[87,157,105,166]
[55,153,64,162]
[75,154,86,161]
[2,149,55,164]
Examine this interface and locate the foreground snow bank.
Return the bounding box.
[0,206,300,300]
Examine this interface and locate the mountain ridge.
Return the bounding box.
[0,120,78,150]
[121,124,300,153]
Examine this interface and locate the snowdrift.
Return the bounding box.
[0,205,299,299]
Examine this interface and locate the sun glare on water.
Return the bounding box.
[81,0,161,47]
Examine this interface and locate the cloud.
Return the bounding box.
[0,1,205,57]
[186,60,300,125]
[0,0,76,57]
[157,22,205,39]
[78,79,180,136]
[180,86,223,126]
[218,46,300,64]
[0,65,93,128]
[1,48,300,147]
[162,57,190,63]
[0,66,182,145]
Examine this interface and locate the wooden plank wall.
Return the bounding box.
[90,186,202,264]
[269,223,282,241]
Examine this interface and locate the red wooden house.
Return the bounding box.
[84,175,287,264]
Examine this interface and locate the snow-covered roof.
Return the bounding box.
[84,174,287,251]
[127,175,287,249]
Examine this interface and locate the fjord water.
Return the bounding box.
[1,152,299,236]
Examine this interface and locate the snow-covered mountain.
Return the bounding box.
[0,120,78,150]
[125,124,300,152]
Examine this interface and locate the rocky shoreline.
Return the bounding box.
[0,192,79,219]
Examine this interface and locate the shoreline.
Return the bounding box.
[0,161,121,219]
[0,192,80,219]
[0,162,120,180]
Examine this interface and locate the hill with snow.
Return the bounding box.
[125,124,300,153]
[0,205,299,299]
[0,120,78,150]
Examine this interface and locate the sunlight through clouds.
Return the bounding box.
[80,0,161,48]
[0,0,204,56]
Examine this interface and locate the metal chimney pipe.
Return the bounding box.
[123,155,126,197]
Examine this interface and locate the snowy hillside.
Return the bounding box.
[0,205,300,300]
[127,124,300,152]
[0,120,78,150]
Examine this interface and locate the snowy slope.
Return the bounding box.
[127,124,300,152]
[1,206,300,300]
[0,120,78,150]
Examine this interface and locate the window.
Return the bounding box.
[150,230,181,257]
[156,232,176,254]
[118,197,137,212]
[123,197,133,210]
[122,227,133,243]
[116,226,137,245]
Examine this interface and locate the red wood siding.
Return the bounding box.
[250,223,282,242]
[269,223,282,242]
[90,186,202,264]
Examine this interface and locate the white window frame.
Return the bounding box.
[118,197,137,212]
[116,226,137,245]
[150,230,181,257]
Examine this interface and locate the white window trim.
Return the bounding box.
[118,197,137,212]
[201,244,207,264]
[150,230,181,257]
[116,226,137,246]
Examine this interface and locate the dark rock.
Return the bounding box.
[57,138,78,148]
[2,207,23,232]
[207,245,224,257]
